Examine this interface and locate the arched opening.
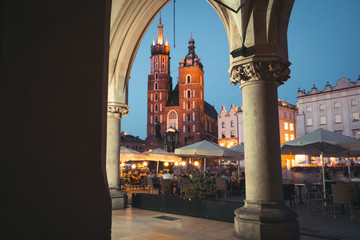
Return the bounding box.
[186,74,191,83]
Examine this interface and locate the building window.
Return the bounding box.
[155,72,158,79]
[187,114,191,122]
[154,93,158,101]
[306,118,313,126]
[188,101,191,109]
[284,112,287,118]
[334,102,340,108]
[353,130,360,140]
[290,134,295,140]
[222,132,225,138]
[351,99,358,106]
[285,134,289,141]
[154,104,158,112]
[289,123,294,131]
[352,112,359,121]
[154,82,158,90]
[289,114,292,120]
[222,122,225,128]
[231,131,235,137]
[319,104,325,110]
[231,121,234,127]
[186,74,191,84]
[187,126,191,133]
[306,106,311,112]
[187,90,191,98]
[320,116,327,125]
[284,122,289,130]
[155,115,158,123]
[167,110,178,130]
[335,114,342,123]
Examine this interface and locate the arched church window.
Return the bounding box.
[186,74,191,84]
[154,82,158,90]
[155,104,158,112]
[167,110,178,130]
[155,72,158,79]
[155,93,158,101]
[187,114,191,122]
[187,101,191,109]
[155,115,158,123]
[155,57,158,70]
[187,90,191,98]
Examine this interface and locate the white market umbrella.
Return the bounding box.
[143,148,182,174]
[281,128,359,198]
[119,146,147,176]
[175,140,243,176]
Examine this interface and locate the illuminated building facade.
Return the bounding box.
[145,18,218,151]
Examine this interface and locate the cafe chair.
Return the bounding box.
[160,178,172,195]
[283,184,296,209]
[129,177,140,190]
[331,183,354,219]
[215,177,227,199]
[304,181,325,215]
[147,176,159,194]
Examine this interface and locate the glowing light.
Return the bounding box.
[164,162,169,167]
[120,162,125,167]
[174,162,179,166]
[131,164,136,169]
[194,161,199,166]
[143,162,148,167]
[181,161,186,166]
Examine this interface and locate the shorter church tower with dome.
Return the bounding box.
[145,18,218,151]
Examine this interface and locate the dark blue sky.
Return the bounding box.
[122,0,360,139]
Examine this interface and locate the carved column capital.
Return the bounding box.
[107,103,129,120]
[230,61,291,87]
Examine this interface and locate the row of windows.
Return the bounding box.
[282,111,293,120]
[305,99,358,112]
[221,121,235,128]
[221,131,236,138]
[283,122,294,131]
[284,134,295,142]
[306,112,360,126]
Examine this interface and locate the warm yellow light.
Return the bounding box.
[120,162,125,167]
[174,161,179,166]
[181,161,186,166]
[164,162,169,167]
[194,161,199,166]
[143,162,148,167]
[131,164,136,169]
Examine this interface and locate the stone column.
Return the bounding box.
[231,60,299,240]
[106,103,129,209]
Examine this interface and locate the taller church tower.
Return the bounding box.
[145,17,172,149]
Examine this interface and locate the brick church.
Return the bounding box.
[145,18,218,152]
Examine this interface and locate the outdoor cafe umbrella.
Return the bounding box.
[281,128,360,198]
[119,146,148,176]
[143,148,182,174]
[174,140,243,176]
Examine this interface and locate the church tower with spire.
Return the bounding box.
[145,16,172,149]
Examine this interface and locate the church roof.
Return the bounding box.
[204,101,217,120]
[166,84,179,107]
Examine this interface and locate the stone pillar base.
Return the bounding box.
[110,189,127,210]
[234,200,299,240]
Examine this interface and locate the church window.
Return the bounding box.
[186,74,191,84]
[155,115,158,123]
[155,57,158,70]
[154,82,158,90]
[167,111,178,130]
[188,101,191,109]
[187,90,191,98]
[187,126,191,133]
[155,104,158,112]
[155,72,158,79]
[187,114,191,122]
[154,93,158,101]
